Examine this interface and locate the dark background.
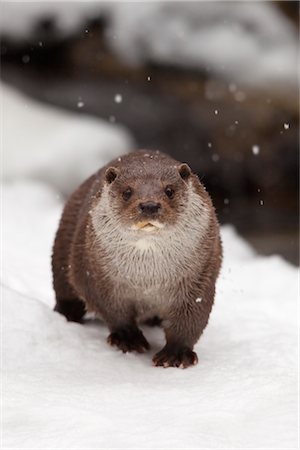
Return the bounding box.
[1,1,299,264]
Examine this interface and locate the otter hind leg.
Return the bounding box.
[52,267,86,323]
[54,298,86,323]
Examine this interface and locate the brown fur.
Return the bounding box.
[52,150,222,368]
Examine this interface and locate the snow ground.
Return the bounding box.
[2,180,298,449]
[2,83,133,195]
[1,84,298,448]
[0,1,298,90]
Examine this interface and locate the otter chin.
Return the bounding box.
[52,150,222,369]
[130,221,165,232]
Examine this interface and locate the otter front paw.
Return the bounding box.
[152,345,198,369]
[107,326,150,353]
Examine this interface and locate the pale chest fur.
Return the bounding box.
[91,184,210,313]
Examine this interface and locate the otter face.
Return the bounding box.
[104,162,192,232]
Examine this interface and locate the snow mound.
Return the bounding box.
[2,180,61,306]
[107,2,298,89]
[2,180,298,448]
[1,83,134,195]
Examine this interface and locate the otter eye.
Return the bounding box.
[122,188,133,201]
[165,186,175,199]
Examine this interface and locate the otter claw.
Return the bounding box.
[153,346,198,369]
[107,326,150,353]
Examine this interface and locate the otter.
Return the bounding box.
[52,150,222,368]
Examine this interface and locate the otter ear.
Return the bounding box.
[105,167,119,184]
[179,163,191,181]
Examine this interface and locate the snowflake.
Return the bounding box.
[114,94,123,103]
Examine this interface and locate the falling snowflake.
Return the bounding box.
[77,101,84,108]
[114,94,123,103]
[214,109,219,115]
[283,123,289,130]
[252,145,260,155]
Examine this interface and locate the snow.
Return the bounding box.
[107,2,298,89]
[1,1,298,89]
[1,83,133,195]
[76,100,84,108]
[114,93,123,104]
[1,85,298,448]
[2,180,298,448]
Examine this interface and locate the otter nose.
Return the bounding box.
[139,201,161,215]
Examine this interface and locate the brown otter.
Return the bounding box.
[52,150,222,368]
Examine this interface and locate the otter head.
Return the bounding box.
[103,158,192,233]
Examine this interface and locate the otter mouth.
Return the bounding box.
[131,221,164,232]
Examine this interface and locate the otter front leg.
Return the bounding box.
[107,325,150,353]
[153,342,198,369]
[101,299,150,354]
[153,291,214,368]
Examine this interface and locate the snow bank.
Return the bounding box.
[107,2,298,89]
[2,180,60,306]
[1,83,133,195]
[1,2,297,89]
[2,180,298,448]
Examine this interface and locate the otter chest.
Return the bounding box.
[109,236,179,287]
[106,236,182,315]
[100,234,194,299]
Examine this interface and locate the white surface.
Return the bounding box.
[1,83,133,195]
[2,179,298,448]
[0,1,298,89]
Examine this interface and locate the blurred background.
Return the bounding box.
[1,1,299,264]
